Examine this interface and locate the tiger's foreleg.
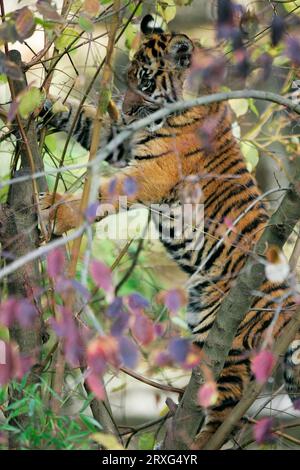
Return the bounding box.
[39,159,179,237]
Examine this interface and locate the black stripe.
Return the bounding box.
[184,146,205,157]
[169,74,177,101]
[77,117,92,149]
[58,106,72,128]
[134,150,170,160]
[218,374,243,385]
[213,397,239,412]
[229,253,247,275]
[167,116,201,128]
[192,320,214,335]
[73,110,83,135]
[243,318,273,349]
[205,179,255,215]
[213,192,257,225]
[203,140,236,172]
[219,158,245,175]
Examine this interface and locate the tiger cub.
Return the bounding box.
[39,17,300,448]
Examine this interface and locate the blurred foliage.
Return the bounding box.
[0,0,300,451]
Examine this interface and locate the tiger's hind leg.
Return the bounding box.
[284,333,300,405]
[193,344,251,450]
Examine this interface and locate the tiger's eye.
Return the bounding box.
[140,79,154,92]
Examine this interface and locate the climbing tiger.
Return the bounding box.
[39,16,300,448]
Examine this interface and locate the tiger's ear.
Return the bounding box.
[168,34,194,69]
[140,14,165,35]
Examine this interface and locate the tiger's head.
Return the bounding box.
[122,15,194,125]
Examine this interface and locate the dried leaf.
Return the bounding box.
[36,1,62,21]
[15,7,36,41]
[83,0,101,17]
[0,51,22,80]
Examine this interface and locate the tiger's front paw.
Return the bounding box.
[39,192,81,239]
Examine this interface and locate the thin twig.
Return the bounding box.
[120,366,184,395]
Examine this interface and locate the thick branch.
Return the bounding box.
[163,178,300,450]
[203,308,300,449]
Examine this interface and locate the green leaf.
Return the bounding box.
[138,432,155,450]
[158,0,177,23]
[79,413,103,431]
[0,74,7,84]
[0,324,9,341]
[78,15,94,33]
[19,87,44,119]
[124,21,137,50]
[241,141,259,171]
[248,98,259,117]
[54,28,79,51]
[70,0,84,13]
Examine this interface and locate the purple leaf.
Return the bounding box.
[0,341,32,386]
[293,399,300,410]
[286,37,300,66]
[168,338,189,363]
[217,0,234,24]
[85,202,99,223]
[111,313,130,336]
[14,298,37,327]
[118,336,138,369]
[271,15,285,47]
[235,48,250,78]
[201,57,226,88]
[0,298,18,326]
[198,381,218,408]
[155,351,172,367]
[257,53,273,81]
[251,350,275,384]
[163,289,186,313]
[107,297,124,318]
[87,336,120,376]
[47,247,65,279]
[128,293,149,311]
[0,297,37,328]
[7,100,19,123]
[86,372,105,400]
[90,260,113,294]
[108,178,117,196]
[154,323,165,337]
[254,418,275,445]
[123,177,137,197]
[131,314,155,346]
[50,307,84,366]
